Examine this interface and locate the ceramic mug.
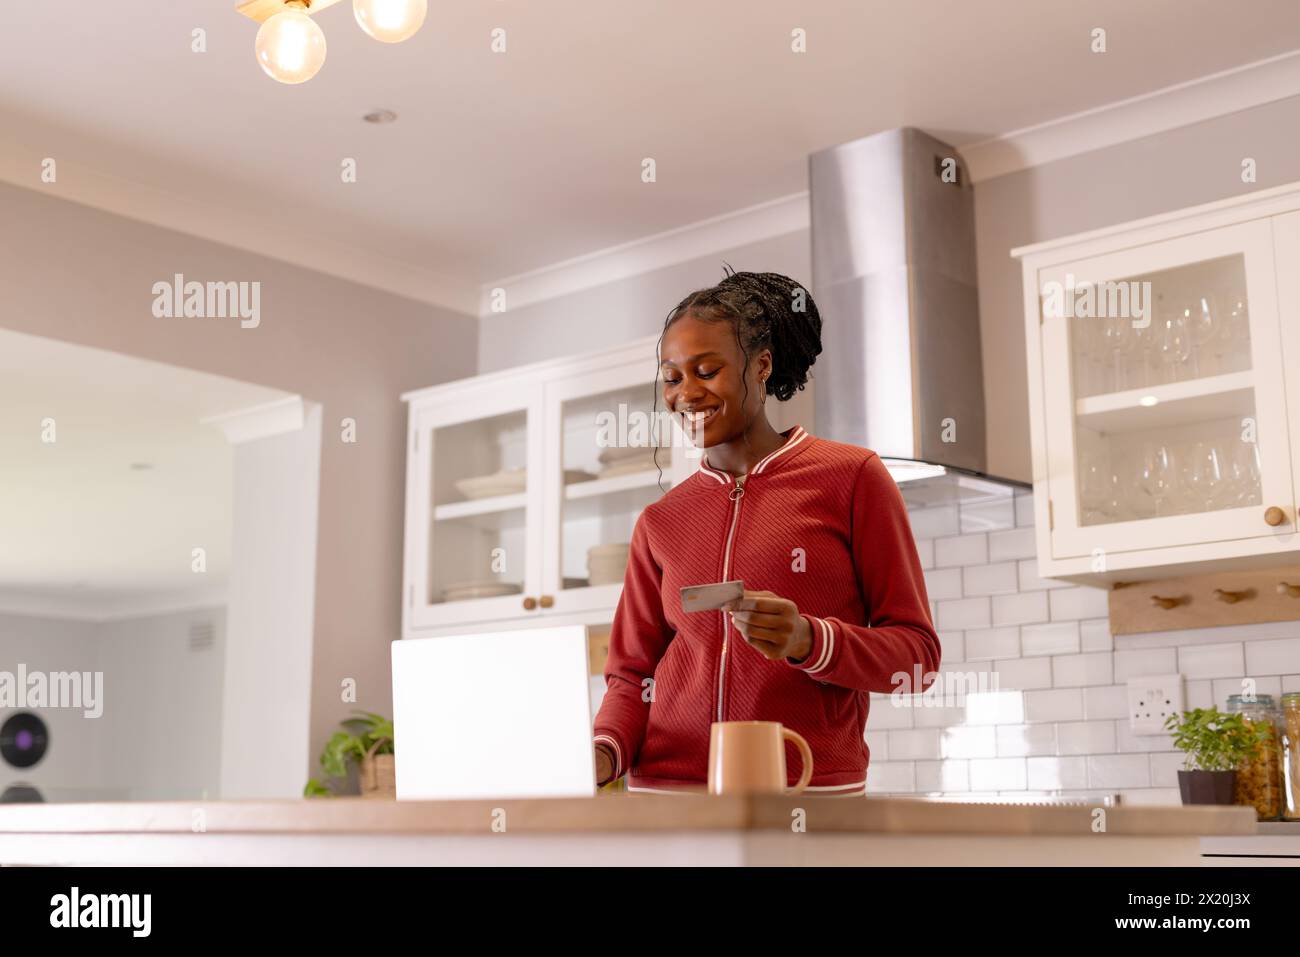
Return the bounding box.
[707,720,814,796]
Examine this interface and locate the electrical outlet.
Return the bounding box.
[1127,675,1184,735]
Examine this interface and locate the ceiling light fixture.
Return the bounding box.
[237,0,426,85]
[354,0,428,43]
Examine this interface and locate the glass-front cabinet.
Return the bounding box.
[1017,188,1300,583]
[402,337,692,636]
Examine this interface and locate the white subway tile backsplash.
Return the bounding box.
[969,758,1028,791]
[1244,637,1300,676]
[1016,558,1071,592]
[965,626,1020,661]
[937,597,991,631]
[1120,620,1299,649]
[960,497,1016,533]
[965,690,1026,725]
[923,567,964,601]
[1080,618,1113,652]
[996,723,1056,757]
[865,762,915,793]
[867,694,915,729]
[1149,752,1188,788]
[887,729,943,760]
[993,657,1053,690]
[916,760,970,792]
[963,561,1020,596]
[1021,621,1080,657]
[916,538,935,570]
[1049,586,1109,621]
[1285,675,1300,693]
[1027,756,1088,790]
[1024,688,1084,723]
[935,533,989,568]
[1211,675,1281,706]
[1087,754,1150,789]
[1057,720,1117,755]
[1177,642,1245,679]
[864,729,888,761]
[1115,720,1177,753]
[1083,684,1129,720]
[1052,652,1113,688]
[1185,679,1214,709]
[908,505,960,540]
[988,526,1036,562]
[938,630,965,664]
[1113,648,1179,682]
[942,725,998,759]
[912,703,971,728]
[992,591,1050,626]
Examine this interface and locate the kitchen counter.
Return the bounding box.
[0,795,1263,866]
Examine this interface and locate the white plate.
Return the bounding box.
[441,581,523,602]
[598,459,661,479]
[597,444,665,466]
[454,468,526,500]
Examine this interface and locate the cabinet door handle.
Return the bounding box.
[1150,595,1183,610]
[1264,506,1289,527]
[522,596,538,611]
[1213,588,1252,604]
[539,595,555,608]
[1277,581,1300,598]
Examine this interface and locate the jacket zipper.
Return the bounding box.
[715,476,745,721]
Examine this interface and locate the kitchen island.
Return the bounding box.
[0,794,1262,866]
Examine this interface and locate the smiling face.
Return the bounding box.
[660,311,771,448]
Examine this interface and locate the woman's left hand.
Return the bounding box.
[724,590,813,663]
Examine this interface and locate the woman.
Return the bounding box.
[592,269,940,795]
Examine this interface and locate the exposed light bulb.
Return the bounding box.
[353,0,427,43]
[255,9,327,84]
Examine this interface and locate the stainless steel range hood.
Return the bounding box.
[809,127,1026,504]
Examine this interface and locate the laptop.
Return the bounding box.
[390,625,597,800]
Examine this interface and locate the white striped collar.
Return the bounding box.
[697,426,810,484]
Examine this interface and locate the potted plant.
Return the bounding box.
[304,711,395,799]
[1164,707,1270,806]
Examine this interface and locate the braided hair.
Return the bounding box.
[649,267,822,486]
[662,265,822,401]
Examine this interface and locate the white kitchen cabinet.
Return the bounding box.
[400,336,694,637]
[1014,182,1300,584]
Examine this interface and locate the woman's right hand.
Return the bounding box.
[594,745,614,785]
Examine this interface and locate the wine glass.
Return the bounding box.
[1227,440,1263,506]
[1182,441,1226,512]
[1156,310,1192,383]
[1185,294,1218,378]
[1101,313,1135,391]
[1079,443,1119,525]
[1135,443,1179,517]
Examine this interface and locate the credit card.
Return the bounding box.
[680,580,744,613]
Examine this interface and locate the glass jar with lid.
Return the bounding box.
[1225,694,1283,821]
[1282,692,1300,822]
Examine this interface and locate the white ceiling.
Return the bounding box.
[2,1,1300,312]
[0,330,291,619]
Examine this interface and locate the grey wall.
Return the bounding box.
[0,183,478,779]
[97,607,226,799]
[478,231,811,372]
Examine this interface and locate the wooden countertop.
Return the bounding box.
[0,794,1259,837]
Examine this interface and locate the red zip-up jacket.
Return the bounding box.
[592,425,941,795]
